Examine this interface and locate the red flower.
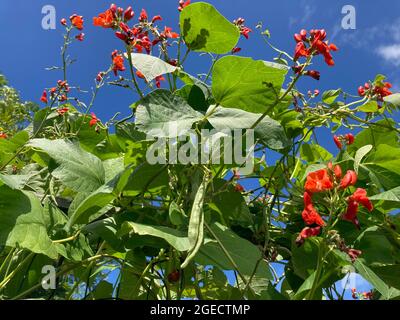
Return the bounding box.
[155,75,165,88]
[0,132,7,139]
[57,107,69,116]
[151,15,162,23]
[123,6,134,22]
[302,192,325,226]
[296,226,321,246]
[305,70,320,80]
[139,9,148,22]
[112,53,126,76]
[136,70,145,79]
[362,291,373,300]
[75,33,85,41]
[294,42,309,60]
[347,248,362,263]
[167,270,181,283]
[314,89,320,96]
[240,27,252,39]
[235,184,245,192]
[115,31,128,42]
[334,165,342,180]
[304,169,333,193]
[40,90,48,104]
[178,0,191,12]
[333,135,342,149]
[343,199,360,228]
[70,14,84,30]
[60,18,67,26]
[352,288,358,299]
[340,170,357,189]
[358,86,366,96]
[345,133,355,145]
[161,27,179,39]
[231,47,242,54]
[89,113,99,127]
[351,188,373,212]
[93,9,115,28]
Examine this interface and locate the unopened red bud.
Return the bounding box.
[61,18,67,26]
[123,6,135,21]
[115,32,128,41]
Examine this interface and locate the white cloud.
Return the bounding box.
[289,3,316,28]
[376,44,400,66]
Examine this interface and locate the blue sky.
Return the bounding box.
[2,0,398,299]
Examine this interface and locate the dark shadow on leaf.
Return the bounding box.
[182,18,209,51]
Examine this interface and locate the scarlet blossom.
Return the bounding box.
[305,70,320,80]
[358,81,392,101]
[70,14,84,30]
[301,192,325,226]
[240,27,252,39]
[363,291,373,300]
[302,205,325,226]
[136,70,145,79]
[351,188,373,212]
[235,184,245,192]
[347,248,362,263]
[294,42,309,60]
[151,15,162,23]
[96,72,104,82]
[333,135,342,150]
[93,9,115,28]
[345,133,355,145]
[160,26,179,39]
[178,0,191,12]
[167,270,180,283]
[40,90,48,104]
[340,170,357,189]
[0,132,7,139]
[334,165,342,180]
[89,113,99,127]
[60,18,67,26]
[343,199,360,228]
[304,169,333,193]
[295,226,321,246]
[358,86,366,96]
[112,52,126,76]
[57,107,69,116]
[75,33,85,41]
[115,31,128,42]
[232,47,241,54]
[139,9,148,22]
[59,95,67,102]
[123,6,134,22]
[155,75,165,88]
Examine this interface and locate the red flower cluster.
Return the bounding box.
[333,133,354,150]
[304,169,333,193]
[358,81,392,101]
[111,50,126,76]
[0,132,7,139]
[178,0,191,12]
[293,29,338,66]
[296,225,321,246]
[94,4,179,55]
[352,288,373,300]
[234,18,252,39]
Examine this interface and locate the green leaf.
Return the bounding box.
[197,222,272,279]
[135,89,203,138]
[358,101,379,113]
[370,186,400,204]
[126,53,178,82]
[29,139,105,193]
[0,185,59,259]
[371,265,400,290]
[118,222,191,252]
[322,89,341,104]
[300,144,333,163]
[384,93,400,109]
[180,2,240,54]
[169,201,186,226]
[181,173,209,268]
[207,106,290,149]
[354,145,373,174]
[212,56,288,113]
[354,259,391,299]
